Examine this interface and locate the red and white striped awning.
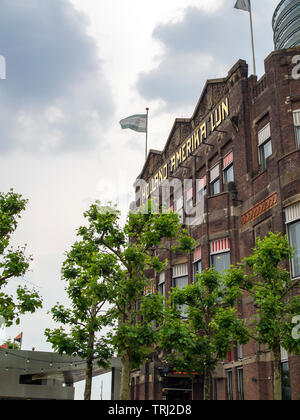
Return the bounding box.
[210,238,230,255]
[187,188,193,200]
[197,176,207,191]
[193,248,202,262]
[223,152,233,169]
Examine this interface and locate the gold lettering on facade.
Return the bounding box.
[141,97,230,199]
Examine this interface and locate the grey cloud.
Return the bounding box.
[0,0,114,153]
[137,0,278,110]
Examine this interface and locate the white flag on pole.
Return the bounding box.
[119,114,147,133]
[234,0,250,12]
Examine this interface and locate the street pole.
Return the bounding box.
[249,0,257,76]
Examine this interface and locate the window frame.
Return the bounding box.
[211,251,231,275]
[172,274,189,318]
[293,110,300,148]
[210,164,220,196]
[193,259,202,284]
[223,163,234,185]
[237,368,244,401]
[258,123,272,171]
[196,176,207,203]
[287,219,300,279]
[259,139,272,170]
[211,178,220,195]
[226,369,233,401]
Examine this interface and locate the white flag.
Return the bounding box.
[234,0,250,12]
[119,114,147,133]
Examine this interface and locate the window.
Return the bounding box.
[224,164,234,184]
[172,264,188,318]
[258,123,272,170]
[237,368,244,401]
[281,347,291,400]
[172,275,188,317]
[211,252,231,274]
[210,164,220,196]
[158,282,165,298]
[282,362,291,401]
[210,239,231,276]
[237,343,243,361]
[174,188,183,222]
[196,176,207,203]
[186,186,193,211]
[193,248,202,284]
[288,220,300,278]
[158,272,166,303]
[193,260,202,284]
[226,370,233,401]
[223,152,234,185]
[211,179,220,195]
[293,110,300,148]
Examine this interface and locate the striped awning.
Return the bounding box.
[197,176,207,191]
[223,152,233,169]
[258,123,271,146]
[293,110,300,127]
[285,202,300,224]
[173,263,188,278]
[193,248,202,262]
[210,164,220,182]
[210,238,230,255]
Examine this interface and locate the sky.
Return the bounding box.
[0,0,279,399]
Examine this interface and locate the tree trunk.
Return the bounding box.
[203,368,211,401]
[84,355,94,400]
[120,350,131,400]
[273,345,282,401]
[84,327,95,401]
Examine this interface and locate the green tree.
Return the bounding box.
[45,239,115,400]
[159,268,249,400]
[227,232,300,400]
[0,190,42,326]
[77,201,195,400]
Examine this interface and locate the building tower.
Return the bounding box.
[273,0,300,50]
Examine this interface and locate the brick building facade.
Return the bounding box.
[132,47,300,400]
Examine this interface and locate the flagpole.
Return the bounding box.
[249,0,257,76]
[145,108,149,162]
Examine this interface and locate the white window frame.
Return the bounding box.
[258,123,272,170]
[223,152,234,185]
[210,239,231,276]
[172,264,188,318]
[193,249,202,284]
[293,110,300,148]
[285,203,300,279]
[210,164,220,195]
[158,272,166,301]
[186,185,193,210]
[196,176,207,203]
